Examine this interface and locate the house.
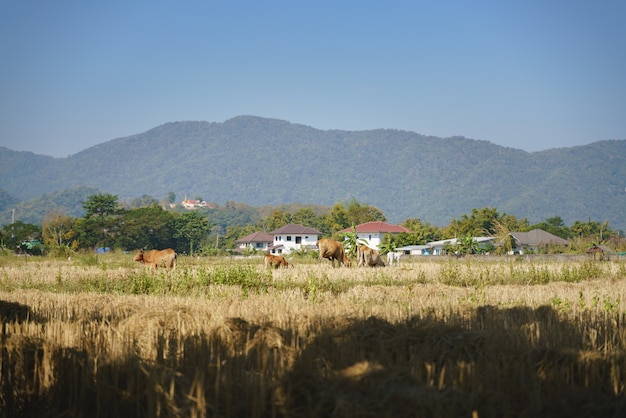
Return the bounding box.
[585,244,616,260]
[509,229,569,254]
[234,231,273,254]
[181,199,212,209]
[338,221,413,250]
[268,224,322,254]
[396,244,432,256]
[427,237,497,255]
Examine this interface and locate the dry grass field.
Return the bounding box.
[1,253,625,417]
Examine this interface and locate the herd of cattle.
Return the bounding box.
[133,238,402,270]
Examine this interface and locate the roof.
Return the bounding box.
[338,221,413,234]
[510,229,568,246]
[586,244,616,254]
[396,245,431,251]
[269,224,322,235]
[427,236,495,247]
[235,231,273,243]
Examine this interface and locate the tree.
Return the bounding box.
[167,192,176,204]
[338,225,368,260]
[528,216,571,239]
[490,218,515,255]
[115,205,175,251]
[0,221,42,253]
[256,209,291,232]
[401,218,442,244]
[172,211,211,255]
[42,211,77,253]
[83,193,120,218]
[127,195,159,209]
[455,235,480,255]
[324,203,350,235]
[75,194,123,250]
[291,207,325,232]
[444,207,528,237]
[345,199,386,225]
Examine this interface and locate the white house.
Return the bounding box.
[338,221,413,250]
[396,244,432,255]
[234,231,273,253]
[427,237,497,255]
[268,224,321,254]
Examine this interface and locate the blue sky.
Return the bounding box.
[1,0,624,157]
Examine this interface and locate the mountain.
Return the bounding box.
[1,116,625,229]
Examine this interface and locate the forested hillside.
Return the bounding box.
[1,116,625,229]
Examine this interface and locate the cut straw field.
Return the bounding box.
[1,254,625,417]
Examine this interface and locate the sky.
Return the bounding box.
[1,1,625,158]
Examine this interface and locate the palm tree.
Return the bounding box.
[339,225,368,260]
[488,218,514,255]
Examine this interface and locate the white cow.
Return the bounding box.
[386,251,402,266]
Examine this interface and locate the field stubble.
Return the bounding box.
[1,255,625,417]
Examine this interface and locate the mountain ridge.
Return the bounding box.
[1,116,625,229]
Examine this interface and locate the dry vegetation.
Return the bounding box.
[1,254,626,417]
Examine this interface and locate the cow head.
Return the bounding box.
[133,250,145,262]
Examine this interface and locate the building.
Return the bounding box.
[234,231,273,254]
[268,224,321,254]
[181,199,211,209]
[426,237,496,255]
[509,229,569,254]
[338,221,412,250]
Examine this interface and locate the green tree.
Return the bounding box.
[116,205,175,250]
[338,225,368,260]
[257,209,291,232]
[127,195,159,209]
[222,224,258,253]
[75,194,123,250]
[291,207,325,232]
[444,207,528,237]
[83,193,120,218]
[401,218,443,244]
[0,221,41,252]
[172,211,211,255]
[345,199,386,225]
[324,203,351,235]
[528,216,572,239]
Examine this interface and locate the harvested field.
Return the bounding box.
[1,254,625,417]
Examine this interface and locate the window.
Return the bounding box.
[295,236,302,244]
[286,236,292,241]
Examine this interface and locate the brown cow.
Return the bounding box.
[316,238,351,267]
[134,248,177,269]
[264,253,289,269]
[357,245,385,267]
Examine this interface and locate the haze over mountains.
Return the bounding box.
[1,116,625,230]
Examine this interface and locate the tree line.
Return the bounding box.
[0,193,623,257]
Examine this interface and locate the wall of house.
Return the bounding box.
[358,233,382,250]
[273,233,319,253]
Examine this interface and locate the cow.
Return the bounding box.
[357,245,385,267]
[134,248,177,269]
[316,238,351,267]
[386,251,402,266]
[264,253,289,269]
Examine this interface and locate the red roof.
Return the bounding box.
[338,221,412,234]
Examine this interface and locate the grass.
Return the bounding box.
[1,253,626,417]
